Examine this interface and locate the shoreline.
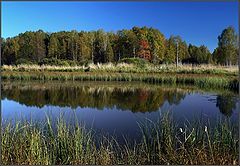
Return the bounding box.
[2,70,239,92]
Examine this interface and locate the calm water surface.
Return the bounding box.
[2,80,239,141]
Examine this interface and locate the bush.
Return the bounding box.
[39,58,70,66]
[66,60,78,66]
[120,57,149,68]
[59,60,70,66]
[39,58,57,66]
[16,58,34,65]
[78,59,93,66]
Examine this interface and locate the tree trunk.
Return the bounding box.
[133,47,136,58]
[176,42,179,68]
[118,51,121,61]
[91,43,94,63]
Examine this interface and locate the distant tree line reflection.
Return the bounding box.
[1,82,238,116]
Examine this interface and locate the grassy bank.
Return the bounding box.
[2,70,239,91]
[2,63,238,76]
[2,113,238,165]
[2,79,238,95]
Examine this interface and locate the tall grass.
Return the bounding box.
[2,63,238,76]
[2,113,238,165]
[2,71,239,91]
[2,79,237,97]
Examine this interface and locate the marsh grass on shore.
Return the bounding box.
[1,113,238,165]
[2,79,237,96]
[2,70,239,91]
[2,63,238,76]
[2,63,239,91]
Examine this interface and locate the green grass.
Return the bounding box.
[2,70,239,91]
[2,113,239,165]
[2,63,239,92]
[2,79,237,96]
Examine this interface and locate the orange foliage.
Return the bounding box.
[137,40,151,60]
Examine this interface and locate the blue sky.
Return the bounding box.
[2,1,238,52]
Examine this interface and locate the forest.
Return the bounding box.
[1,26,238,66]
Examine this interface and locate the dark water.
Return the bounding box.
[1,80,239,141]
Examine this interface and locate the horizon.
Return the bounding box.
[2,1,238,52]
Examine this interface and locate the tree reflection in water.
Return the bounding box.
[216,94,238,117]
[1,81,238,116]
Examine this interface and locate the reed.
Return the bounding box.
[2,63,238,76]
[2,71,239,91]
[2,113,238,165]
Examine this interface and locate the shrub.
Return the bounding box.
[16,58,34,65]
[39,58,58,66]
[66,60,78,66]
[120,57,149,68]
[59,60,70,66]
[39,58,70,66]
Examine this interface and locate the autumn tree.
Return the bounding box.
[147,27,166,63]
[132,26,151,61]
[137,39,151,60]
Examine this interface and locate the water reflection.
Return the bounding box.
[216,94,237,117]
[1,80,239,117]
[2,80,239,142]
[2,81,187,113]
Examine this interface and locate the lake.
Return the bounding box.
[2,80,239,142]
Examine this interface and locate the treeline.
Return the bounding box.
[1,26,238,66]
